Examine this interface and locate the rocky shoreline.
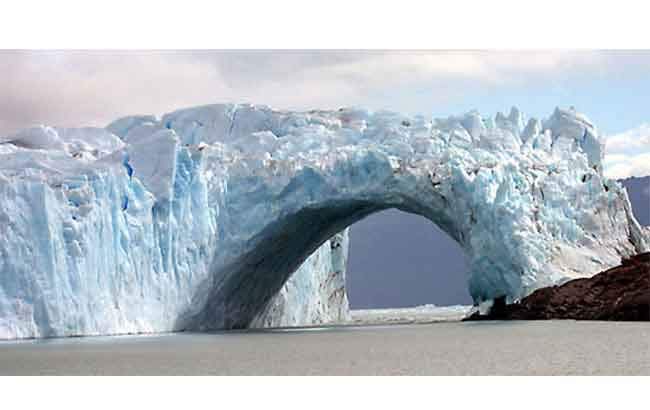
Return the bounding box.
[466,253,650,321]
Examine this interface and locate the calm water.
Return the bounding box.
[0,321,648,375]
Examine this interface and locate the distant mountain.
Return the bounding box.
[619,176,650,226]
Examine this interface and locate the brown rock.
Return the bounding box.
[466,252,650,321]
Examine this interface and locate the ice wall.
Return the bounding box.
[251,230,349,328]
[0,104,647,339]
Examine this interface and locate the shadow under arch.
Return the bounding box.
[186,192,465,330]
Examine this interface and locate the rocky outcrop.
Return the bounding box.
[466,253,650,321]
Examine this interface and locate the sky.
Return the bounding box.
[1,50,649,308]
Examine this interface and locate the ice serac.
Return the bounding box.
[0,104,647,339]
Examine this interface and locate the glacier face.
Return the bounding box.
[0,104,647,339]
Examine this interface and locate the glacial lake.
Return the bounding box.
[0,320,648,375]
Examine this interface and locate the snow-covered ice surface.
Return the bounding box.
[350,305,472,325]
[0,103,647,339]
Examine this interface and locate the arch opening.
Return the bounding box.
[346,209,471,310]
[187,196,471,330]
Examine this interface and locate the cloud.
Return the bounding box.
[1,50,649,136]
[604,123,650,154]
[604,153,650,179]
[0,51,233,135]
[604,124,650,179]
[312,50,603,87]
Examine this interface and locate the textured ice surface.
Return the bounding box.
[0,104,647,339]
[249,231,349,328]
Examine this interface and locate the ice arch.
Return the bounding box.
[161,104,648,331]
[1,103,648,338]
[190,186,467,330]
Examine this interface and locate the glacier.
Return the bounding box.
[0,103,647,339]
